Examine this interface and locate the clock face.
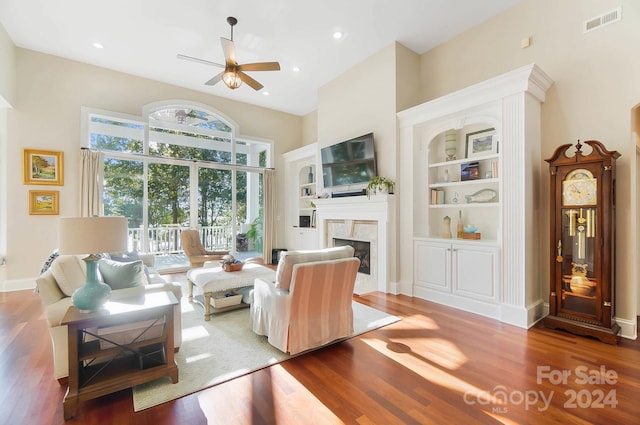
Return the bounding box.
[562,172,597,206]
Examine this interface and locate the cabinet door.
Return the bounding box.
[414,240,451,292]
[288,229,318,250]
[299,229,319,250]
[452,244,499,303]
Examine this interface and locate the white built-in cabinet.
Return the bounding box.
[398,64,553,328]
[283,144,319,250]
[414,239,500,317]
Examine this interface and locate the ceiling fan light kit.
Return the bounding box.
[178,16,280,91]
[222,69,243,89]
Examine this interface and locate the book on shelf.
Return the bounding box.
[431,189,445,204]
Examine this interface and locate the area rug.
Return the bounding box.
[132,297,399,411]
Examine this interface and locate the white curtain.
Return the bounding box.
[79,149,104,217]
[262,169,276,263]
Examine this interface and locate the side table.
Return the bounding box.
[61,291,179,419]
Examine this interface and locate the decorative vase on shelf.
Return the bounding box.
[308,167,314,183]
[445,130,457,161]
[457,210,464,238]
[442,216,452,239]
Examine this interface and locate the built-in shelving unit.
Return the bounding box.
[398,63,553,328]
[425,127,501,241]
[283,144,319,250]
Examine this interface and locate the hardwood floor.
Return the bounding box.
[2,281,639,425]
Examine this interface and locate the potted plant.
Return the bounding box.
[366,176,395,198]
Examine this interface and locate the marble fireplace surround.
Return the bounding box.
[313,194,394,294]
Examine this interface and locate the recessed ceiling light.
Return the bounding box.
[263,91,269,96]
[332,31,343,40]
[292,66,300,72]
[92,42,104,49]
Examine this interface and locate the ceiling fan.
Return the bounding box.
[177,16,280,91]
[174,109,208,124]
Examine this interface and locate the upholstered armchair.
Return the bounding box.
[250,246,360,355]
[180,229,230,268]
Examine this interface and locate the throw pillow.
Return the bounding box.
[107,251,151,282]
[51,255,87,297]
[98,258,148,290]
[275,245,355,290]
[39,249,59,275]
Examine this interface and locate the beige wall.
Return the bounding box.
[315,42,419,284]
[5,48,302,280]
[419,0,640,324]
[0,23,15,106]
[317,42,399,183]
[0,23,13,282]
[301,111,317,146]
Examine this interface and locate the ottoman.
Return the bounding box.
[187,262,276,320]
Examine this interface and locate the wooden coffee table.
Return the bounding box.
[61,291,178,419]
[187,262,276,320]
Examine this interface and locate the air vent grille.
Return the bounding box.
[584,7,622,33]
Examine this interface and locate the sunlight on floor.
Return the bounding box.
[362,335,483,397]
[185,352,213,363]
[197,364,342,424]
[182,325,210,342]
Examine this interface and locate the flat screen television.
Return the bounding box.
[321,133,377,188]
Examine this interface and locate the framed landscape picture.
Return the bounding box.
[29,190,59,215]
[23,149,64,185]
[465,128,497,158]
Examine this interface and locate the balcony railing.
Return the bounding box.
[127,225,232,255]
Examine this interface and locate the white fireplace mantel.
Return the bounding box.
[313,194,395,294]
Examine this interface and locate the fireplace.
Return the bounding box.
[333,238,371,275]
[313,194,395,294]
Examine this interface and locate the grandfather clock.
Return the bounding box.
[544,140,620,344]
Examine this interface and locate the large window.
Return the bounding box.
[83,103,271,258]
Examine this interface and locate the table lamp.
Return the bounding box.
[59,216,128,312]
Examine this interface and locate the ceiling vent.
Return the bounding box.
[584,7,622,33]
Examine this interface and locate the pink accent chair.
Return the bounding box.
[250,246,359,354]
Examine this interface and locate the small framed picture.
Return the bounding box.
[29,190,59,215]
[23,149,64,185]
[465,128,497,158]
[461,161,480,181]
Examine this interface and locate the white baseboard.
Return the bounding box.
[500,300,545,329]
[616,317,638,340]
[1,277,36,292]
[388,279,412,296]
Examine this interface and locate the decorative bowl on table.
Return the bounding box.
[222,260,244,272]
[463,225,478,233]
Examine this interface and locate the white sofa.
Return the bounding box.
[36,253,182,381]
[251,246,360,355]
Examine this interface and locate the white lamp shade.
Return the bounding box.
[59,216,128,255]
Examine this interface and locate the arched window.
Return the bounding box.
[82,102,271,260]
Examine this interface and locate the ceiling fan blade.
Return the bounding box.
[176,54,224,68]
[205,72,224,86]
[220,37,236,66]
[237,62,281,72]
[237,71,264,91]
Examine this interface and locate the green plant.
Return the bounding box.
[245,214,263,252]
[366,176,395,198]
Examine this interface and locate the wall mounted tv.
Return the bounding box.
[321,133,377,188]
